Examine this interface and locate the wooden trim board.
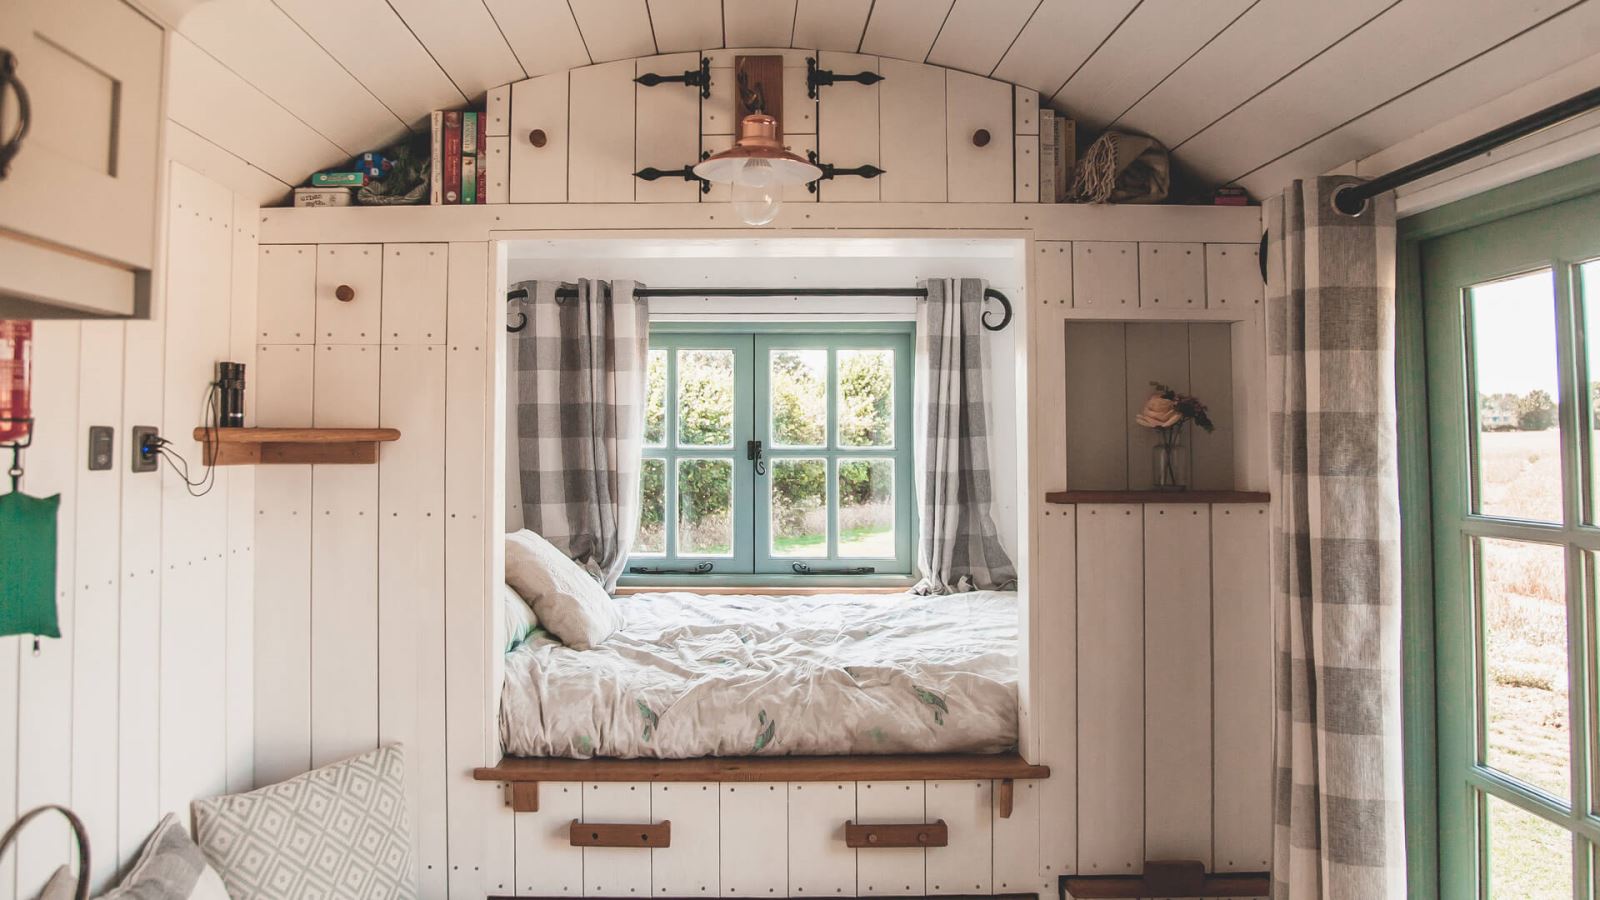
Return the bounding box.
[193,427,400,466]
[475,752,1050,783]
[1044,490,1269,504]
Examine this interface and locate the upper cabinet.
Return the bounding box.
[0,0,164,317]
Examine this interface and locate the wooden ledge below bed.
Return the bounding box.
[475,752,1049,814]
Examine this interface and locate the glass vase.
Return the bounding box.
[1152,430,1188,491]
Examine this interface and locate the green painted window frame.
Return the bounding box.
[1401,155,1600,900]
[623,321,916,587]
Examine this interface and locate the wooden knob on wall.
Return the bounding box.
[972,128,991,148]
[529,129,548,148]
[335,284,355,302]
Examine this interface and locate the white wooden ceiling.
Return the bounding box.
[160,0,1600,199]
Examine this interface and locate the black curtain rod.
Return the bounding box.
[1334,85,1600,216]
[505,285,1014,332]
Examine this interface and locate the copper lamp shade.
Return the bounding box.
[693,114,822,186]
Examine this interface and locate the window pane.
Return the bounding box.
[644,349,666,447]
[839,348,894,447]
[770,349,827,448]
[1470,270,1560,522]
[1579,260,1600,523]
[677,458,733,557]
[636,458,665,554]
[771,457,827,557]
[677,349,735,447]
[1480,538,1569,799]
[1485,794,1571,898]
[838,458,894,558]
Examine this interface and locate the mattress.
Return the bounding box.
[500,590,1019,758]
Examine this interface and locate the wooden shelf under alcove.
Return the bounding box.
[190,427,400,465]
[1044,490,1270,504]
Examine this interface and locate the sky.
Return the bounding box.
[1471,267,1561,397]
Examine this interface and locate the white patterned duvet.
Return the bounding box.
[499,590,1019,758]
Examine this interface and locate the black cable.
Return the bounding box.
[153,381,221,497]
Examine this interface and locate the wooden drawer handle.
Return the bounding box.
[529,128,548,148]
[972,128,991,148]
[844,820,947,849]
[569,820,671,848]
[335,284,355,302]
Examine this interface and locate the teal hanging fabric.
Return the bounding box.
[0,490,60,638]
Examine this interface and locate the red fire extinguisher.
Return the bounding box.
[0,319,31,444]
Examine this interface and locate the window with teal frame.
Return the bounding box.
[629,324,915,581]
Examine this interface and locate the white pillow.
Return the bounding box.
[505,529,623,649]
[501,581,538,652]
[42,813,230,900]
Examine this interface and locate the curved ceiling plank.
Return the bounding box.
[925,0,1039,76]
[647,0,724,53]
[857,0,954,63]
[791,0,873,53]
[571,0,659,62]
[723,0,798,48]
[389,0,527,100]
[991,0,1137,100]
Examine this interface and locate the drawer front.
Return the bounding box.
[993,780,1052,895]
[257,245,316,344]
[787,782,855,896]
[584,782,654,897]
[509,72,569,203]
[315,244,382,344]
[514,782,584,897]
[653,782,720,896]
[379,244,447,344]
[720,782,787,897]
[924,780,992,895]
[1072,242,1138,311]
[854,782,924,897]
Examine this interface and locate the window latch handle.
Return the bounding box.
[746,440,766,475]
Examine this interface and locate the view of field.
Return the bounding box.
[1476,428,1571,897]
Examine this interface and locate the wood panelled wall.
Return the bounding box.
[0,161,258,899]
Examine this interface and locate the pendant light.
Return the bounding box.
[693,113,822,225]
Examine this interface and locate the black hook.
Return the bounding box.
[506,287,528,333]
[981,289,1013,332]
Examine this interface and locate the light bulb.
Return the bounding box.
[731,158,782,225]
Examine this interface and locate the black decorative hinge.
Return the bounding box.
[791,563,877,575]
[635,57,712,98]
[806,56,883,99]
[629,562,715,575]
[805,150,885,193]
[634,153,712,193]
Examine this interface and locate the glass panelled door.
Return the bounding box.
[1424,191,1600,898]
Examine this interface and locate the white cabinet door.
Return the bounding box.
[944,71,1012,203]
[509,73,569,203]
[315,245,382,344]
[636,54,703,203]
[1072,242,1138,311]
[584,782,655,897]
[854,782,924,897]
[1211,505,1273,873]
[653,782,720,896]
[877,59,944,203]
[1205,243,1263,311]
[1138,242,1205,310]
[720,782,787,897]
[787,782,855,896]
[924,780,991,895]
[257,245,316,344]
[380,244,448,344]
[570,60,638,203]
[993,780,1051,895]
[0,0,162,270]
[515,783,584,897]
[816,51,880,203]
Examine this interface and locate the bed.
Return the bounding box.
[499,589,1019,759]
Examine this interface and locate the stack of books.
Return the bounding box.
[1038,109,1077,203]
[431,110,487,205]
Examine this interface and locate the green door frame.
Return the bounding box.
[1399,155,1600,899]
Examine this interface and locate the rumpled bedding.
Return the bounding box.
[500,590,1018,758]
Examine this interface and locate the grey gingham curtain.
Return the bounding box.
[508,279,649,590]
[911,278,1016,594]
[1265,177,1406,899]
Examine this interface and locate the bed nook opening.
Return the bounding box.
[488,235,1037,769]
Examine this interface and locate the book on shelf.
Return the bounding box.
[429,108,491,205]
[1036,110,1077,202]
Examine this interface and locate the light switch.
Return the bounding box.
[87,426,113,471]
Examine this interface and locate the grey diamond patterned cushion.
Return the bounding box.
[192,744,415,900]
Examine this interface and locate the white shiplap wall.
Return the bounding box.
[0,159,258,899]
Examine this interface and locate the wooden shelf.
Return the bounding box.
[191,427,400,466]
[1044,490,1269,505]
[1065,861,1270,898]
[475,751,1049,784]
